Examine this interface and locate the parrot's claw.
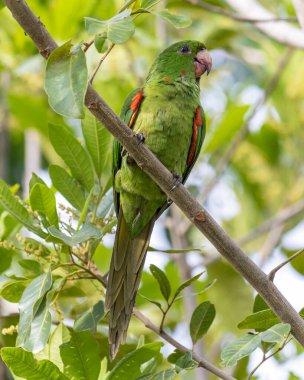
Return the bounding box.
[170,172,182,191]
[136,132,145,145]
[121,147,127,157]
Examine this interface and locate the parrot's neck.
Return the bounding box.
[144,77,200,101]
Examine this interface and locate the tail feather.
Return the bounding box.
[105,210,154,359]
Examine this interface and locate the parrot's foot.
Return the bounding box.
[136,132,145,144]
[126,155,135,165]
[170,172,182,191]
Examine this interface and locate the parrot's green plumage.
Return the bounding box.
[105,40,212,358]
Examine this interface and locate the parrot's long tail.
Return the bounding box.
[105,210,154,360]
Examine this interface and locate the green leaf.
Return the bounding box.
[148,246,204,254]
[1,347,68,380]
[253,294,269,313]
[0,210,21,240]
[190,301,216,344]
[98,357,108,380]
[0,0,5,10]
[77,187,94,229]
[289,372,301,380]
[94,33,108,53]
[141,0,160,9]
[167,349,183,364]
[108,342,163,380]
[138,294,164,311]
[175,352,198,373]
[221,334,261,367]
[17,269,52,347]
[45,41,88,118]
[30,183,59,228]
[149,9,192,28]
[237,309,279,331]
[1,280,27,303]
[60,330,100,380]
[152,369,176,380]
[29,173,47,191]
[49,165,86,210]
[0,179,46,238]
[205,105,249,153]
[85,10,135,44]
[82,111,113,178]
[48,223,102,246]
[49,124,94,191]
[150,264,171,301]
[23,299,52,353]
[0,247,13,273]
[173,272,204,300]
[261,323,291,343]
[18,259,42,278]
[74,300,104,332]
[37,323,71,372]
[175,279,217,302]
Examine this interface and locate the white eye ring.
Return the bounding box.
[179,45,191,54]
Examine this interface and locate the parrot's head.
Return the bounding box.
[146,40,212,85]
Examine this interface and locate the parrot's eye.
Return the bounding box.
[179,45,191,54]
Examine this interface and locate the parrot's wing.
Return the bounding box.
[113,88,144,215]
[182,106,206,183]
[155,106,206,219]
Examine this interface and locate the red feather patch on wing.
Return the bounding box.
[187,107,203,166]
[129,90,144,128]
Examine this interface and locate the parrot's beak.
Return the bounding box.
[194,49,212,78]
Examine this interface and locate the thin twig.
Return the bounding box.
[75,262,230,379]
[226,0,304,49]
[133,309,235,380]
[247,336,291,379]
[83,40,94,53]
[89,43,115,84]
[238,199,304,245]
[186,0,297,23]
[268,248,304,282]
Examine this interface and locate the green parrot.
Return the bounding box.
[105,40,212,359]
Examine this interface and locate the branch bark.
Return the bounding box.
[4,0,304,354]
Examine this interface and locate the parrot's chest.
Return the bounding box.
[134,95,196,173]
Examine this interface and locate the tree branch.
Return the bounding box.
[238,199,304,245]
[4,0,304,353]
[292,0,304,30]
[186,0,297,24]
[268,248,304,282]
[83,262,232,379]
[133,309,235,380]
[226,0,304,48]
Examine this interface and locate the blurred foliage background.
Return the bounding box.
[0,0,304,379]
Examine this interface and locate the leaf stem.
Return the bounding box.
[89,43,115,84]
